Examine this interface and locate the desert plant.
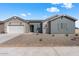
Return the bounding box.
[65,34,69,37]
[75,34,78,36]
[52,34,55,37]
[39,39,42,41]
[71,37,76,41]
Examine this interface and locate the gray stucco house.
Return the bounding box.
[0,14,77,34]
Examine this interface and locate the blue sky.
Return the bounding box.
[0,3,79,27]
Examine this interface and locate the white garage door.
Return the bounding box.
[7,26,24,33]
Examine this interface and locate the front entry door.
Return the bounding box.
[30,25,34,32]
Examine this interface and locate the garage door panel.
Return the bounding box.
[7,26,24,33]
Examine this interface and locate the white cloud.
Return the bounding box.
[51,3,73,9]
[21,13,27,17]
[20,13,31,17]
[75,20,79,28]
[27,13,31,15]
[47,7,59,13]
[62,3,73,9]
[51,3,61,5]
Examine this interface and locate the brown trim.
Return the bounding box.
[8,25,24,26]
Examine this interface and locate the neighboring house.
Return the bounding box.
[0,21,4,33]
[0,14,77,34]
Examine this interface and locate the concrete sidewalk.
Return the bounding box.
[0,34,21,43]
[0,47,79,56]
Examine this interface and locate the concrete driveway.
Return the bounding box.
[0,47,79,56]
[0,34,21,43]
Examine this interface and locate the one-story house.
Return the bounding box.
[0,14,77,34]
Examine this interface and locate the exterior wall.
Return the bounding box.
[42,21,49,34]
[4,19,29,33]
[29,23,41,33]
[0,23,4,33]
[50,17,75,34]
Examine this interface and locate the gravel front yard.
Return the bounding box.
[0,33,79,56]
[0,33,79,47]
